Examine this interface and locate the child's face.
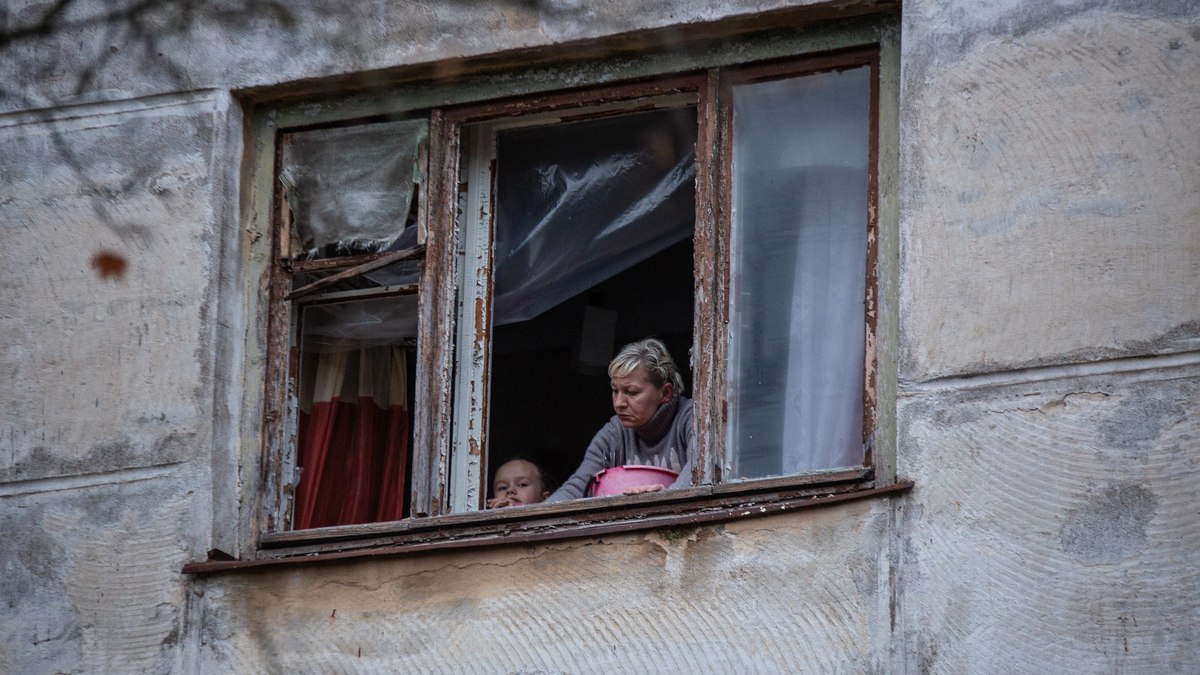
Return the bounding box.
[492,460,550,506]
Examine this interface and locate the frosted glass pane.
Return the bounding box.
[727,66,870,479]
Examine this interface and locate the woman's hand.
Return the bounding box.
[622,483,665,496]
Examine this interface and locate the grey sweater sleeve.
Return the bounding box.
[668,400,695,489]
[545,418,621,503]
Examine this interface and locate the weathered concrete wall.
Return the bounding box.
[193,500,895,673]
[0,0,872,114]
[0,94,235,482]
[1,469,202,672]
[1,0,1197,673]
[0,92,241,672]
[895,1,1199,672]
[897,371,1199,672]
[900,2,1200,379]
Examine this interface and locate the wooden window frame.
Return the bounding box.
[202,15,904,574]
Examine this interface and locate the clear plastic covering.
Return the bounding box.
[302,107,698,353]
[727,67,870,478]
[300,294,419,354]
[491,107,697,324]
[280,118,427,257]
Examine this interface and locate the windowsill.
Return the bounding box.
[183,469,912,575]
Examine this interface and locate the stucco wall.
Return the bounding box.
[895,4,1198,671]
[193,500,895,672]
[1,1,1197,673]
[900,2,1200,378]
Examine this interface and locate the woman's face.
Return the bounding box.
[610,369,673,429]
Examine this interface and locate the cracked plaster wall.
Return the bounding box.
[192,500,895,673]
[0,0,869,115]
[0,91,239,672]
[892,2,1199,672]
[896,372,1199,673]
[900,2,1200,379]
[1,0,1198,673]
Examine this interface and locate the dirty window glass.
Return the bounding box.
[280,118,427,258]
[727,66,870,478]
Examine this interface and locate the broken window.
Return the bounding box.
[272,119,426,528]
[258,43,889,539]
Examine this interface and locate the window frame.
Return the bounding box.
[232,15,903,567]
[442,77,709,514]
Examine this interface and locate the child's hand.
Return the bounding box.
[622,484,665,496]
[487,496,515,508]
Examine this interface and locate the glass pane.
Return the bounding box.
[291,298,416,529]
[727,66,870,479]
[280,118,426,259]
[299,295,419,354]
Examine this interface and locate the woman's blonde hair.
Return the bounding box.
[607,337,685,396]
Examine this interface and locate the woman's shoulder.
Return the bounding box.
[677,396,694,417]
[592,414,626,441]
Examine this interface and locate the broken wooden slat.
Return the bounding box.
[284,244,425,300]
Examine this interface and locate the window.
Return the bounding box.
[265,119,427,531]
[248,21,900,556]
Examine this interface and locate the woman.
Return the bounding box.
[545,338,693,502]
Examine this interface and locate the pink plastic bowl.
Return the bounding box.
[589,465,679,497]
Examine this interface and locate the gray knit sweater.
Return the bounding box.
[546,396,694,502]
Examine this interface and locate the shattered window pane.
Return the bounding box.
[280,118,427,258]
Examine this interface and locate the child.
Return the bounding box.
[487,458,552,508]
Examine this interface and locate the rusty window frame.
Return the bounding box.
[235,29,902,567]
[714,46,884,484]
[424,48,883,516]
[258,118,430,533]
[441,78,708,515]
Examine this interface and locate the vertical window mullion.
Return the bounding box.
[263,126,298,536]
[873,24,901,486]
[413,110,458,517]
[862,51,882,478]
[693,67,727,487]
[448,124,496,513]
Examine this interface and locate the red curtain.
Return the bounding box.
[293,347,409,530]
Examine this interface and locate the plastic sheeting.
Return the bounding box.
[491,108,696,324]
[301,107,697,352]
[280,118,426,257]
[727,66,870,478]
[300,294,419,354]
